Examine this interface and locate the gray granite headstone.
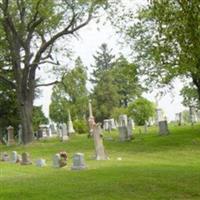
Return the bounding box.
[7,125,15,146]
[36,159,46,167]
[52,154,61,168]
[61,123,69,141]
[158,120,169,135]
[21,152,32,165]
[71,153,86,170]
[10,151,21,163]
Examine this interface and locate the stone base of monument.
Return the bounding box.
[158,120,169,135]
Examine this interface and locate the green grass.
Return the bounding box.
[1,124,200,200]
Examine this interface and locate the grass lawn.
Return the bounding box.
[1,124,200,200]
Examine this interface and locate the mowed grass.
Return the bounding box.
[1,125,200,200]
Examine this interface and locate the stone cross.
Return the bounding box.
[7,125,15,146]
[67,110,75,135]
[71,153,86,170]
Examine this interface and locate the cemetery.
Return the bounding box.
[1,1,200,200]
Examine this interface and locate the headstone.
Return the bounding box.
[61,123,69,141]
[189,106,197,125]
[127,118,133,139]
[103,119,110,131]
[35,159,46,167]
[118,115,131,141]
[20,152,32,165]
[119,115,128,126]
[67,111,75,135]
[93,123,108,160]
[50,123,57,136]
[158,120,169,135]
[52,154,61,168]
[52,152,67,168]
[18,124,23,144]
[7,125,15,146]
[38,125,50,138]
[71,153,86,170]
[1,152,9,161]
[10,151,21,163]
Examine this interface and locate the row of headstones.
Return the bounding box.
[0,151,86,170]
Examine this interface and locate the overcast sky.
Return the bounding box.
[34,0,186,121]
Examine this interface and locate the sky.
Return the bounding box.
[34,0,186,121]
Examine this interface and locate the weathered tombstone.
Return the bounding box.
[52,154,61,168]
[10,151,21,163]
[61,123,69,141]
[35,159,46,167]
[71,153,86,170]
[7,125,15,146]
[1,152,9,161]
[103,119,110,131]
[158,120,169,135]
[88,100,95,137]
[18,124,23,144]
[52,152,67,168]
[21,152,32,165]
[110,118,117,129]
[118,115,130,141]
[119,115,128,126]
[50,123,57,136]
[67,111,75,135]
[127,118,133,139]
[93,123,108,160]
[88,100,108,160]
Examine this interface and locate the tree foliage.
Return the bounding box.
[121,1,200,97]
[0,0,107,144]
[128,97,156,126]
[50,57,88,123]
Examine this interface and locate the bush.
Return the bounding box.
[73,119,89,134]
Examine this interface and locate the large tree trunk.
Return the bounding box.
[19,101,34,144]
[192,74,200,102]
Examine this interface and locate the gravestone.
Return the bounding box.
[67,111,75,135]
[10,151,21,163]
[71,153,86,170]
[18,124,23,144]
[118,115,131,141]
[52,152,67,168]
[7,125,15,146]
[103,119,110,131]
[1,152,9,161]
[93,123,108,160]
[36,159,46,167]
[61,123,69,141]
[158,120,169,135]
[52,154,61,168]
[50,123,57,136]
[21,152,32,165]
[127,118,133,139]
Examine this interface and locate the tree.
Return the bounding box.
[49,57,88,123]
[0,0,107,144]
[120,1,200,98]
[180,84,200,109]
[128,97,155,126]
[32,106,48,132]
[91,43,115,83]
[92,71,120,122]
[112,56,143,107]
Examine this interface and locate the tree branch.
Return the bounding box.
[35,80,59,88]
[0,75,16,88]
